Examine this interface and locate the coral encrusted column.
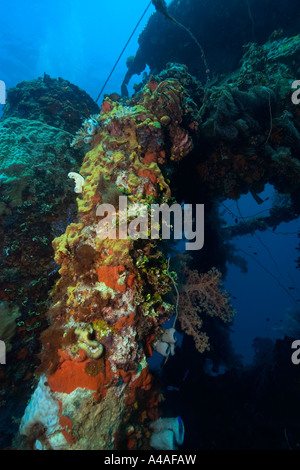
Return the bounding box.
[19,78,196,450]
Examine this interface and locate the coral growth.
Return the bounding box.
[0,302,20,352]
[14,29,300,451]
[2,74,99,134]
[19,76,199,450]
[178,267,235,353]
[0,76,95,448]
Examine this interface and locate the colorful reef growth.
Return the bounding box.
[15,28,300,450]
[18,77,204,450]
[0,75,99,447]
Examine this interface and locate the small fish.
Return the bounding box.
[266,317,270,321]
[253,252,258,255]
[250,189,264,204]
[177,416,184,431]
[107,92,121,101]
[288,287,295,290]
[167,385,180,392]
[182,369,190,381]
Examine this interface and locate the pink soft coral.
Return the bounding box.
[178,267,235,353]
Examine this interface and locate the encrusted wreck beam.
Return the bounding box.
[222,204,298,239]
[18,78,196,450]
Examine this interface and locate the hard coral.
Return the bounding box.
[74,324,104,359]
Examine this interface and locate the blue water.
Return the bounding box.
[221,185,300,364]
[0,0,158,107]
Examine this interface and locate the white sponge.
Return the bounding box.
[19,375,61,439]
[149,416,185,450]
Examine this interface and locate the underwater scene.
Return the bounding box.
[0,0,300,453]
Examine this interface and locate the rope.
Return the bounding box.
[95,1,152,103]
[167,257,180,329]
